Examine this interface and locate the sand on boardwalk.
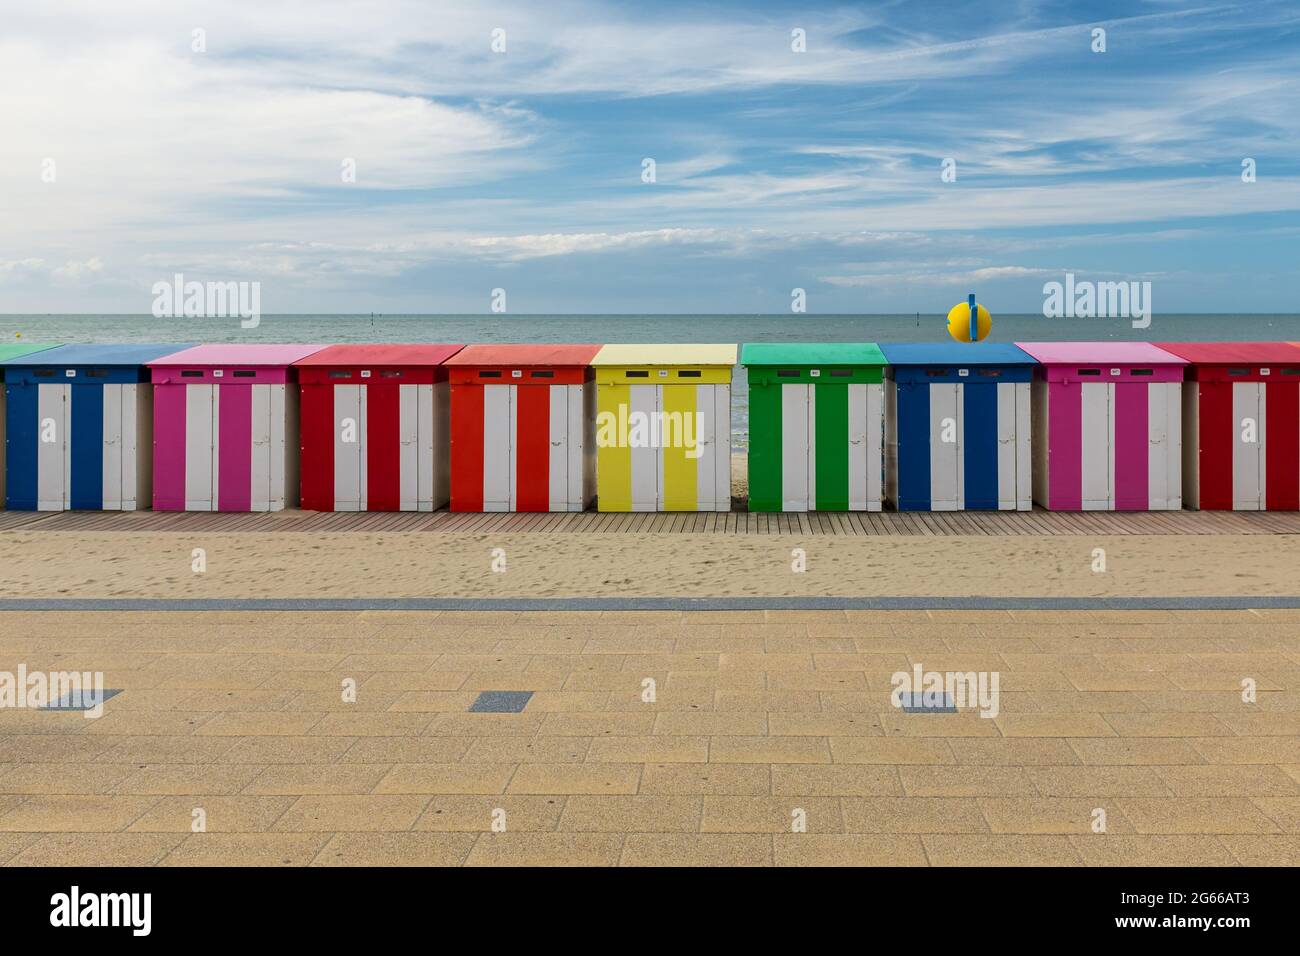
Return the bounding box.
[0,529,1296,600]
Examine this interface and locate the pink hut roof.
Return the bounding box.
[148,344,327,367]
[1014,342,1186,366]
[294,344,465,367]
[1155,342,1300,365]
[444,344,601,367]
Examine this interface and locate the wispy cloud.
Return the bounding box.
[1,0,1297,311]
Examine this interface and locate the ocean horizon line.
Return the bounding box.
[4,312,1298,319]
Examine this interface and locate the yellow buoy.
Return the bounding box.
[946,296,991,343]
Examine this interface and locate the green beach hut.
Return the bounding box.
[741,342,886,512]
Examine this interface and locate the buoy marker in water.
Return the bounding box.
[946,292,991,343]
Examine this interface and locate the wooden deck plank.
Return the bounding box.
[8,507,1300,535]
[865,512,891,536]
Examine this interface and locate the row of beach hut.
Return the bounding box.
[2,340,1298,515]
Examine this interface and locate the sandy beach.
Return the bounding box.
[0,528,1296,600]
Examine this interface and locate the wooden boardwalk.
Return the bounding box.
[1,506,1298,536]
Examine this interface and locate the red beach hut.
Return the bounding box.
[445,344,600,512]
[1156,342,1300,510]
[295,344,465,512]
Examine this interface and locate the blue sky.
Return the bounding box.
[2,0,1299,313]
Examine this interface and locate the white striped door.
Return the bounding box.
[268,384,288,511]
[804,385,815,510]
[994,382,1016,510]
[711,384,731,512]
[37,383,69,511]
[1080,382,1114,510]
[398,383,422,511]
[781,384,810,511]
[102,385,124,512]
[428,382,447,510]
[1147,381,1169,509]
[633,385,659,512]
[1162,382,1182,509]
[1147,382,1182,509]
[929,383,961,510]
[117,383,139,510]
[333,384,364,511]
[1013,381,1031,510]
[848,382,879,511]
[251,384,275,511]
[482,385,513,512]
[693,383,723,512]
[547,385,569,511]
[564,384,585,511]
[1232,382,1264,509]
[184,384,215,511]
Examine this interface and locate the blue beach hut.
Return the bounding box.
[880,343,1037,512]
[0,343,62,510]
[2,344,191,511]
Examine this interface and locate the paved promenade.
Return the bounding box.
[0,608,1296,865]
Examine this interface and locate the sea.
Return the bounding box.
[4,313,1298,450]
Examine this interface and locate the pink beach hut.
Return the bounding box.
[1015,342,1187,511]
[147,344,326,511]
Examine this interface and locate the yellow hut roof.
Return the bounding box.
[591,344,738,367]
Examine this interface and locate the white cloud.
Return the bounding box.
[0,258,46,274]
[465,228,738,260]
[2,1,1252,101]
[820,263,1175,289]
[51,257,105,283]
[0,0,1296,310]
[0,32,541,245]
[820,266,1059,288]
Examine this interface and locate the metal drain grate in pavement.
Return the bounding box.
[469,691,534,713]
[899,692,956,713]
[41,689,123,711]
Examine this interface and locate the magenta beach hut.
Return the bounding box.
[1016,342,1186,511]
[147,344,325,511]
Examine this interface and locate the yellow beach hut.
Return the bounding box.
[591,344,736,512]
